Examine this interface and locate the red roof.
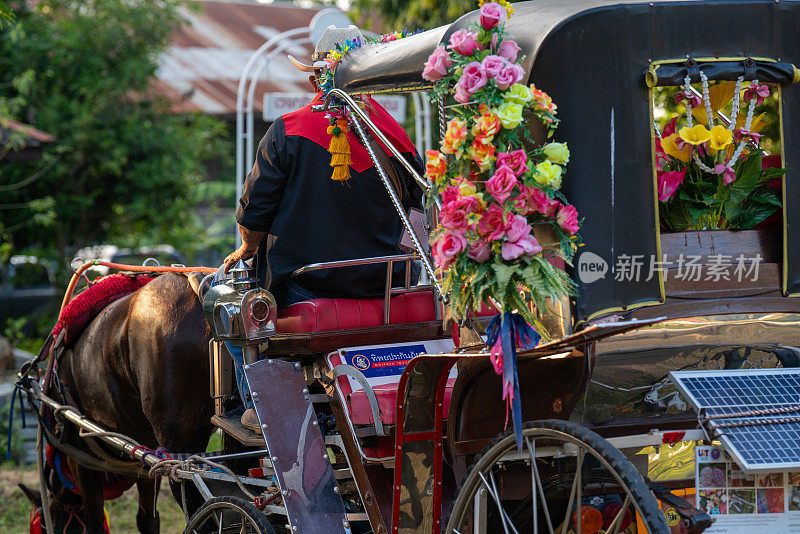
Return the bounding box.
[155,0,320,116]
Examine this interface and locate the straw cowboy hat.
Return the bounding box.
[288,25,364,72]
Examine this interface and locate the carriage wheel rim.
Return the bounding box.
[447,424,666,534]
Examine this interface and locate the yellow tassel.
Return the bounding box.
[330,153,350,166]
[327,118,352,181]
[329,134,349,154]
[331,165,350,181]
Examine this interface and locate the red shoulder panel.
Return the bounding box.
[282,93,417,173]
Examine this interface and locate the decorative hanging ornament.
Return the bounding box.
[327,117,352,181]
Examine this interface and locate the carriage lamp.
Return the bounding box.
[202,260,277,347]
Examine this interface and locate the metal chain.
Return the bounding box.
[438,95,447,145]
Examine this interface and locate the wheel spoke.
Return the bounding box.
[526,437,555,534]
[477,472,510,534]
[607,494,632,534]
[490,469,521,534]
[561,449,584,534]
[525,438,538,534]
[215,511,223,533]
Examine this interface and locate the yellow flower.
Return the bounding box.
[503,84,533,106]
[679,124,712,145]
[533,160,563,189]
[660,134,691,163]
[543,142,570,165]
[496,102,523,129]
[707,125,733,153]
[458,180,477,197]
[441,118,468,158]
[734,112,769,134]
[709,81,736,112]
[691,107,709,127]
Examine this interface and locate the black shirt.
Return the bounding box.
[236,97,423,299]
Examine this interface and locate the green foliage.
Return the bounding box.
[0,0,232,267]
[0,1,12,27]
[351,0,476,33]
[659,151,786,231]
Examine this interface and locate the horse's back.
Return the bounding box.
[63,272,213,449]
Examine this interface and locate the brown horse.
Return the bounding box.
[21,272,215,533]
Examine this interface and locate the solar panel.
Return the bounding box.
[670,369,800,472]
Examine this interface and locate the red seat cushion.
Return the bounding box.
[276,290,438,334]
[348,377,457,425]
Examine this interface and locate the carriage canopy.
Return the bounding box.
[335,0,800,323]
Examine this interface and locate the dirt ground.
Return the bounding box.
[0,466,186,533]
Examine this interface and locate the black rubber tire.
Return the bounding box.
[183,496,276,534]
[446,419,670,534]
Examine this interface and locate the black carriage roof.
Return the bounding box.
[338,0,800,323]
[335,0,799,94]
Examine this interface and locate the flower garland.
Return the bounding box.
[315,29,422,182]
[422,1,580,449]
[657,73,785,231]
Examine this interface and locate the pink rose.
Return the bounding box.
[497,40,521,62]
[468,239,491,263]
[454,195,480,215]
[454,81,471,104]
[479,2,505,30]
[481,54,506,78]
[422,45,452,82]
[496,149,529,176]
[491,33,499,50]
[502,235,542,260]
[448,29,480,56]
[477,203,508,241]
[433,232,467,269]
[658,168,687,201]
[555,204,580,234]
[494,63,524,90]
[440,185,460,204]
[501,215,542,260]
[485,165,518,203]
[440,203,468,231]
[516,186,558,216]
[459,62,487,95]
[504,214,531,242]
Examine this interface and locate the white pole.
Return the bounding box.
[235,27,310,246]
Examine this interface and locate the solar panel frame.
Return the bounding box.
[670,369,800,472]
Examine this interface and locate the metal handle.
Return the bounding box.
[332,364,385,436]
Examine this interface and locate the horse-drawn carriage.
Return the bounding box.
[16,0,800,532]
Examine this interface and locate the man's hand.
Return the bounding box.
[224,225,267,272]
[223,243,258,272]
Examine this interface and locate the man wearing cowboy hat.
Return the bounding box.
[223,25,423,433]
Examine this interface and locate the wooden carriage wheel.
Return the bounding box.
[446,420,670,534]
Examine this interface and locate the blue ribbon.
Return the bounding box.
[485,312,540,450]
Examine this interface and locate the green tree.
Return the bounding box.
[353,0,475,33]
[0,0,232,264]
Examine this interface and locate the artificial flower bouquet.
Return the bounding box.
[421,0,580,339]
[657,75,786,232]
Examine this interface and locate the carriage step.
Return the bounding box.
[211,408,265,447]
